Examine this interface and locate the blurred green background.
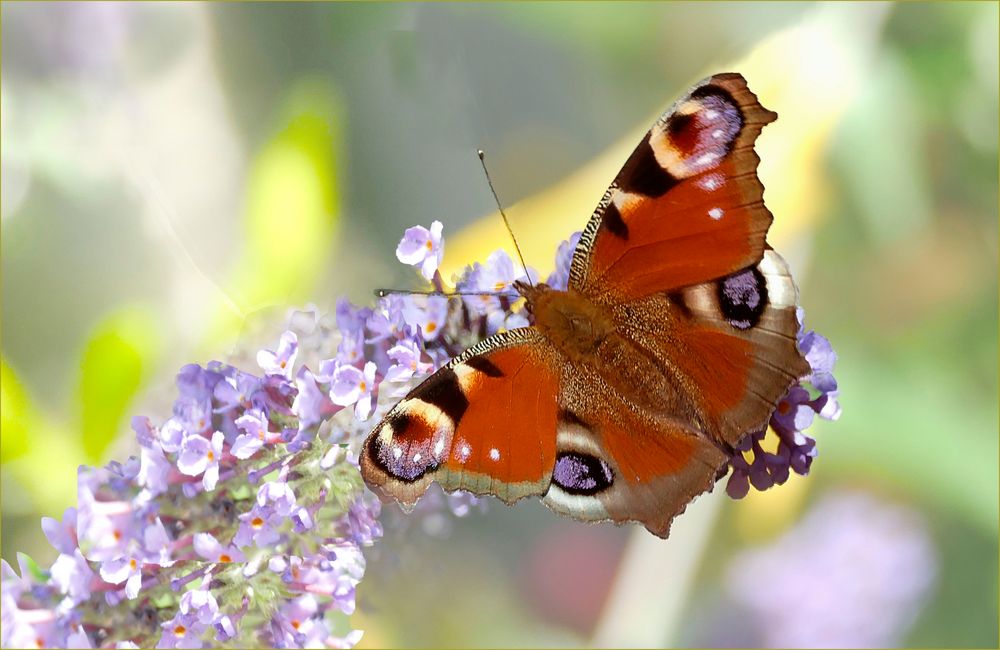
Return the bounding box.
[1,2,996,647]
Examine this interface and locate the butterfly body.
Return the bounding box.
[362,73,810,538]
[517,282,612,360]
[521,283,699,434]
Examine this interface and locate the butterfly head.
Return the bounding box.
[512,279,548,313]
[516,281,615,358]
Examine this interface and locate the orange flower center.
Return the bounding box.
[252,517,264,529]
[219,554,232,563]
[174,625,187,637]
[426,322,437,333]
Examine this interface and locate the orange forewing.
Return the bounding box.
[444,345,559,491]
[572,73,776,300]
[588,159,769,298]
[361,330,561,506]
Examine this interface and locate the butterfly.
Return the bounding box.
[360,72,810,538]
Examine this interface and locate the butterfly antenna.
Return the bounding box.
[375,288,511,298]
[478,149,532,286]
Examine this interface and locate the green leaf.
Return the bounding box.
[0,360,79,512]
[232,79,342,310]
[1,359,32,462]
[78,306,161,462]
[17,553,48,582]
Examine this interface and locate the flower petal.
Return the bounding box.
[202,464,219,492]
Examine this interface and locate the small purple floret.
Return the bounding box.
[396,220,444,280]
[546,231,582,291]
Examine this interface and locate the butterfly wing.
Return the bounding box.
[361,328,562,507]
[663,248,810,446]
[546,377,727,539]
[569,72,778,300]
[566,72,809,445]
[538,73,809,533]
[361,323,729,538]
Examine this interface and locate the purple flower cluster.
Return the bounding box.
[4,337,381,648]
[725,490,936,647]
[725,310,841,499]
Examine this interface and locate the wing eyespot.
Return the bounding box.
[717,266,768,330]
[552,452,614,495]
[367,414,442,483]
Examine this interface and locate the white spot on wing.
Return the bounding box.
[412,452,422,463]
[456,439,471,463]
[489,448,500,461]
[392,446,403,460]
[708,207,724,220]
[694,152,719,167]
[433,437,445,458]
[699,173,724,192]
[711,128,724,139]
[705,109,719,120]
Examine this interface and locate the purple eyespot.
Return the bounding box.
[552,453,614,495]
[719,267,767,330]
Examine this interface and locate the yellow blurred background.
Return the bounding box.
[1,2,996,647]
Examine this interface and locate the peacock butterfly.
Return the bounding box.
[360,72,810,538]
